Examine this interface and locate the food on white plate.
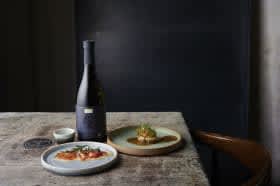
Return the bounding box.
[127,124,178,146]
[55,145,110,161]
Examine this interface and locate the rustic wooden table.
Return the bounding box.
[0,112,209,186]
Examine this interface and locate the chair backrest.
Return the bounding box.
[191,130,271,186]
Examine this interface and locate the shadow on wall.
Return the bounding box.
[249,0,262,140]
[2,0,77,112]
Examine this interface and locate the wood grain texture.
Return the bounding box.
[191,130,271,186]
[0,112,209,186]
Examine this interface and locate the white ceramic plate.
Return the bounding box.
[41,142,118,176]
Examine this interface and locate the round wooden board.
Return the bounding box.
[107,126,183,156]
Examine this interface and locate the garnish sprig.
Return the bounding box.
[65,145,100,153]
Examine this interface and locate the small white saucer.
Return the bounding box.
[53,128,75,144]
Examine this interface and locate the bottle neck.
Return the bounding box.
[84,63,94,69]
[83,46,96,75]
[84,46,95,63]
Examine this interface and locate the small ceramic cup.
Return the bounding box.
[53,128,75,144]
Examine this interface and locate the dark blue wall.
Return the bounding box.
[76,0,250,137]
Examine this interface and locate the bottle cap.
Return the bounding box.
[83,40,95,48]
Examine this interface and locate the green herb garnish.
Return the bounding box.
[136,123,157,137]
[65,145,100,153]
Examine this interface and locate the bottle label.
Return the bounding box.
[76,105,106,141]
[84,108,93,113]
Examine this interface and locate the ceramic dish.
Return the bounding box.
[53,128,75,144]
[41,142,118,175]
[107,126,182,156]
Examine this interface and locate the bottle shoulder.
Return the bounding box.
[77,78,105,106]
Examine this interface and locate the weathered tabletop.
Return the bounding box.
[0,112,209,186]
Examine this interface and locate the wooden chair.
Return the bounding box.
[190,130,271,186]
